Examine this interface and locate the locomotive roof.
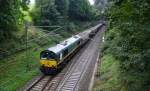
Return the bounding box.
[47,35,81,54]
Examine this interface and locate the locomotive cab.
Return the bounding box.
[39,35,81,75]
[40,50,58,74]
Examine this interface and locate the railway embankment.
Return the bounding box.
[92,55,121,91]
[92,26,122,91]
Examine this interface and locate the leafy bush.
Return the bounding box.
[104,0,150,90]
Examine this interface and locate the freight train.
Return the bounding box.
[40,24,104,75]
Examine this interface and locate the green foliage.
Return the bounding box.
[29,5,41,25]
[0,0,29,42]
[93,55,121,91]
[55,0,69,17]
[104,0,150,90]
[31,0,62,26]
[31,0,96,26]
[68,0,93,20]
[0,46,45,91]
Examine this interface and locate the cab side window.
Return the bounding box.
[77,41,80,45]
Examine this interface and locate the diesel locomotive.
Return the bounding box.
[39,24,104,75]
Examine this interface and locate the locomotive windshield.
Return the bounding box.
[40,51,57,60]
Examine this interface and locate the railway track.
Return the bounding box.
[24,76,52,91]
[21,24,104,91]
[55,27,103,91]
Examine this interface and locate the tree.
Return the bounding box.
[104,0,150,90]
[31,0,61,26]
[31,0,95,26]
[0,0,29,42]
[68,0,93,20]
[55,0,69,17]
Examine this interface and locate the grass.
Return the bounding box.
[0,29,67,91]
[0,41,55,91]
[92,55,150,91]
[0,29,69,91]
[92,55,123,91]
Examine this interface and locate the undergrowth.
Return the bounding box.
[92,55,123,91]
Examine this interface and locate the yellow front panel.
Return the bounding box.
[40,59,57,68]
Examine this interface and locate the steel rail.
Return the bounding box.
[25,76,53,91]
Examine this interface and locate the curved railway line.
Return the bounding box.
[21,24,105,91]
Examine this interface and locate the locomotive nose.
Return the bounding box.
[40,59,57,68]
